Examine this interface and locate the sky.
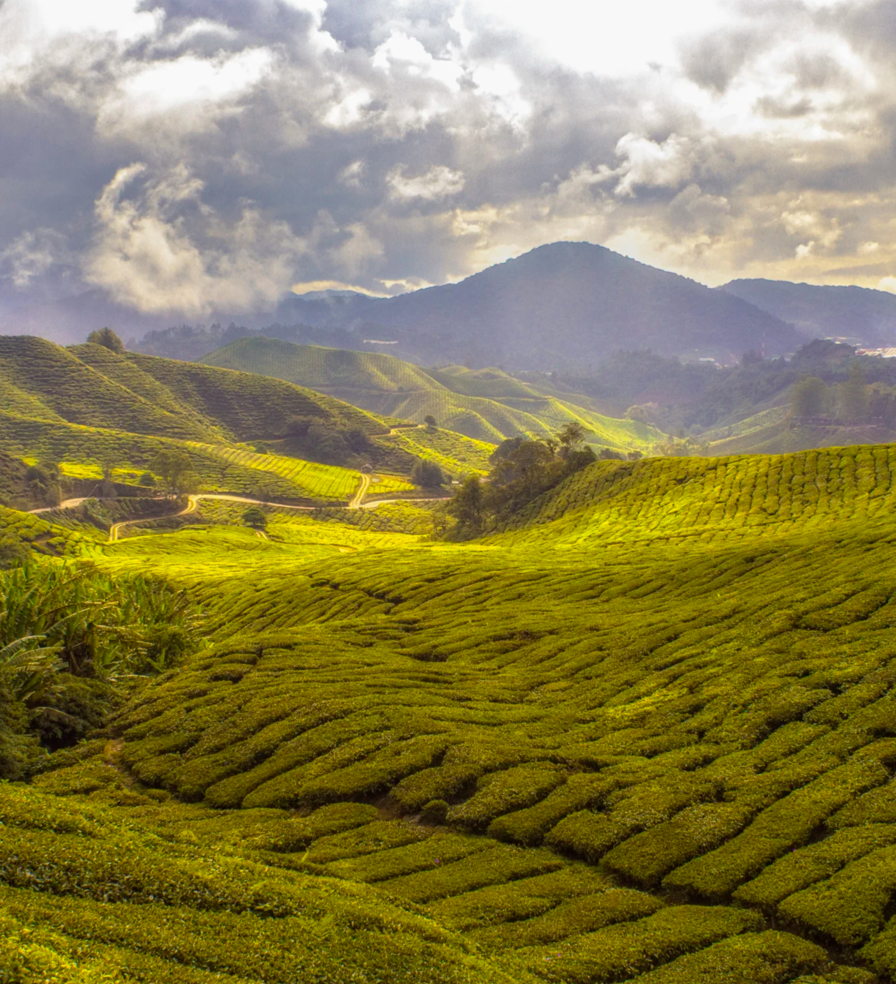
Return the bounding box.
[1,0,896,316]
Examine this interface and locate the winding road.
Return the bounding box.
[33,474,449,544]
[106,493,317,542]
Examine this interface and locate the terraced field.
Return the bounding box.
[0,337,495,508]
[5,442,896,982]
[202,337,661,451]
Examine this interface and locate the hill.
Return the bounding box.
[285,242,800,369]
[115,243,804,371]
[0,336,495,507]
[721,278,896,347]
[201,336,663,450]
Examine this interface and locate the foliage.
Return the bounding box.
[411,459,445,488]
[791,376,829,418]
[242,506,267,529]
[443,424,595,537]
[0,564,199,776]
[85,328,124,354]
[149,450,194,494]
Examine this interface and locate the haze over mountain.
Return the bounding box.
[2,242,800,369]
[322,242,799,368]
[721,279,896,348]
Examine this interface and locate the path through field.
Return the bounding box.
[349,473,371,509]
[32,486,447,542]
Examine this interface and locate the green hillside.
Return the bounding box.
[4,442,896,981]
[201,337,661,451]
[0,337,497,507]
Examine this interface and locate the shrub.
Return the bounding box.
[421,799,449,824]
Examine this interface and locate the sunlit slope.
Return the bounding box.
[0,785,532,984]
[0,337,493,496]
[202,335,439,392]
[0,413,361,503]
[497,442,896,545]
[377,425,495,476]
[0,336,214,440]
[68,442,896,981]
[0,336,394,443]
[706,410,896,458]
[202,337,661,450]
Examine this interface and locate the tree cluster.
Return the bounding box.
[411,459,444,488]
[790,364,896,426]
[440,423,596,539]
[150,450,197,494]
[86,327,125,354]
[282,415,371,466]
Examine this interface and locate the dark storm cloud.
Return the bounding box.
[2,0,896,313]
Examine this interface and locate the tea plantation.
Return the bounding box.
[0,336,493,507]
[201,337,660,451]
[5,442,896,982]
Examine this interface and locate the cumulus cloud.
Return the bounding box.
[3,0,896,314]
[84,163,309,314]
[0,228,70,289]
[387,165,465,202]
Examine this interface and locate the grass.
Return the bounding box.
[0,337,503,509]
[201,337,662,451]
[5,439,896,982]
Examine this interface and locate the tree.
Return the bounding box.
[424,415,437,429]
[138,471,155,488]
[411,459,444,488]
[149,450,193,494]
[242,506,267,529]
[791,376,828,419]
[839,363,869,423]
[86,328,124,354]
[446,476,483,537]
[24,461,60,508]
[0,535,29,570]
[100,460,116,499]
[557,421,587,455]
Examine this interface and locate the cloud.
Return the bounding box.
[3,0,896,316]
[84,163,309,314]
[387,164,465,202]
[0,228,70,289]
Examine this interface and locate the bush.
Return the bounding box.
[411,459,445,488]
[420,799,449,824]
[242,506,267,529]
[86,328,124,354]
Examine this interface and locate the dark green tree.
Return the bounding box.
[86,328,125,353]
[840,363,869,423]
[150,450,194,494]
[242,506,267,529]
[791,376,828,418]
[424,414,437,429]
[446,476,483,537]
[411,459,445,488]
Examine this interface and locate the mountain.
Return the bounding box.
[721,278,896,346]
[306,242,800,369]
[201,335,663,450]
[9,243,801,369]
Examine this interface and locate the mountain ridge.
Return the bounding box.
[4,243,800,368]
[721,277,896,346]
